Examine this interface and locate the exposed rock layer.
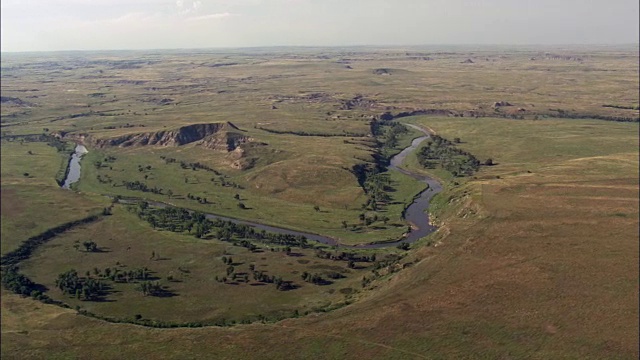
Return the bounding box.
[55,122,255,152]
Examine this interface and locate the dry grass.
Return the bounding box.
[1,47,638,359]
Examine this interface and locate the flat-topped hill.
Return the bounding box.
[57,122,255,152]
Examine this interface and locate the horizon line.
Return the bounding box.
[2,43,639,55]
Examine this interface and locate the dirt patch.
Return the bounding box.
[0,188,24,218]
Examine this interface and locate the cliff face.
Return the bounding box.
[53,122,268,170]
[80,122,252,151]
[199,130,252,151]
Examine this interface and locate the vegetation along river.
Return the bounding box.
[61,126,441,248]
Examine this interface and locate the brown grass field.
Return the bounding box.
[1,46,638,359]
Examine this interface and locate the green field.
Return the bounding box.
[20,205,386,324]
[0,140,107,255]
[72,127,426,245]
[2,46,638,359]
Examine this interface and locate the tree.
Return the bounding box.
[454,137,461,143]
[237,202,246,209]
[23,172,29,177]
[137,281,162,296]
[82,241,98,252]
[484,158,494,166]
[234,194,240,200]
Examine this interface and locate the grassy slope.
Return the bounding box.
[0,141,107,255]
[2,117,637,359]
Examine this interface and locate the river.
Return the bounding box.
[61,126,441,248]
[388,124,443,244]
[61,144,88,189]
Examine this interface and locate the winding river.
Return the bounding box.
[61,126,441,248]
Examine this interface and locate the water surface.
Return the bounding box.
[61,144,88,189]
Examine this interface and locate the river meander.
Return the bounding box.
[61,126,441,248]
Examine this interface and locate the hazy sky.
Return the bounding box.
[1,0,639,52]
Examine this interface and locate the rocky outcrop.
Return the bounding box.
[492,101,512,108]
[373,68,393,75]
[199,130,254,151]
[56,122,256,152]
[340,95,378,110]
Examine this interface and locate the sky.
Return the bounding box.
[1,0,639,52]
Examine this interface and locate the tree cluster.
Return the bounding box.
[186,193,208,204]
[301,272,330,285]
[121,180,164,195]
[45,135,72,153]
[73,240,98,252]
[55,269,108,301]
[1,266,42,298]
[160,156,244,189]
[135,204,310,248]
[416,135,481,177]
[161,156,222,175]
[315,249,376,263]
[137,281,164,296]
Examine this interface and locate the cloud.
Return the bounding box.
[176,0,202,15]
[187,12,234,21]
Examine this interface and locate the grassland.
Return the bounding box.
[73,127,426,245]
[19,205,382,324]
[0,140,107,255]
[1,46,638,359]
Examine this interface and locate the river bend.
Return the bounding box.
[61,126,441,248]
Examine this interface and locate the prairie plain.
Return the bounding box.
[1,45,638,359]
